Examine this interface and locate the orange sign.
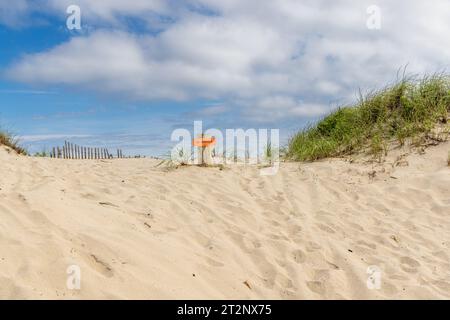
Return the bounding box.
[192,136,216,147]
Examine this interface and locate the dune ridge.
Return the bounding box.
[0,141,449,299]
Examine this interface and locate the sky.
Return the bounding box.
[0,0,449,156]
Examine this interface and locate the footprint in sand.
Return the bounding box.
[292,249,306,264]
[81,193,97,200]
[306,241,322,252]
[205,257,225,268]
[17,193,27,203]
[306,281,326,295]
[316,223,335,234]
[399,256,421,273]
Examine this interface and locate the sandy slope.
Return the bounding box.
[0,142,449,299]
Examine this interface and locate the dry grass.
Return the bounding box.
[0,131,27,155]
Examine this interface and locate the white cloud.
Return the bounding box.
[241,96,329,122]
[0,0,29,27]
[19,134,92,142]
[3,0,450,122]
[46,0,170,26]
[200,105,228,116]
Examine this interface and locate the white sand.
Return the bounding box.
[0,141,449,299]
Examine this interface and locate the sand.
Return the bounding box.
[0,141,449,299]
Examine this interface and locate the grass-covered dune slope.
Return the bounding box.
[287,74,450,161]
[0,130,27,155]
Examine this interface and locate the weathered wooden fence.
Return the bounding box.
[50,141,124,159]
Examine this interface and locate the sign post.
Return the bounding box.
[193,134,216,166]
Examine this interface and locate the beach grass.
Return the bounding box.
[0,130,27,155]
[287,74,450,161]
[34,149,49,157]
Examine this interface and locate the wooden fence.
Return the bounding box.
[50,141,124,159]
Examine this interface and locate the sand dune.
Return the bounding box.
[0,141,449,299]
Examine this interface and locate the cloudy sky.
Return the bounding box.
[0,0,449,155]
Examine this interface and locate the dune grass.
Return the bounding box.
[0,130,27,155]
[34,149,49,157]
[287,74,450,161]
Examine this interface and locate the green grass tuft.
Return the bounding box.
[287,74,450,161]
[34,149,49,157]
[0,130,27,155]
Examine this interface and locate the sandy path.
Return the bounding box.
[0,142,449,299]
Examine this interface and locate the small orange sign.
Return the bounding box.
[192,136,216,147]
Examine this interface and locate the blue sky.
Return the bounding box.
[0,1,449,156]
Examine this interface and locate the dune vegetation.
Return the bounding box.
[0,130,27,155]
[287,74,450,161]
